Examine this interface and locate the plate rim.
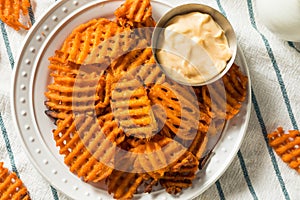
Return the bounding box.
[11,0,252,199]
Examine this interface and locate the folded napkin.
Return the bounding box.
[0,0,299,200]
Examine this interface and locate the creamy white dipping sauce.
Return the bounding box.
[157,12,232,84]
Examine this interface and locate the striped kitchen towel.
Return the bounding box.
[0,0,299,200]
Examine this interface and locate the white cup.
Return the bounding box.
[256,0,300,41]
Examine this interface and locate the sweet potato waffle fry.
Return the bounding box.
[136,62,166,85]
[149,81,203,140]
[45,51,111,116]
[111,76,155,138]
[44,0,248,199]
[58,18,128,65]
[160,151,199,194]
[131,136,186,178]
[114,0,152,23]
[0,162,30,200]
[188,130,208,160]
[108,170,148,199]
[268,127,300,173]
[53,113,124,182]
[0,0,31,31]
[201,63,248,120]
[110,48,154,78]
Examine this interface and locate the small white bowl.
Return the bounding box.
[152,4,237,86]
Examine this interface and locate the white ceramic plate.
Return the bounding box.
[11,0,251,199]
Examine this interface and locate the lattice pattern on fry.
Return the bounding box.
[129,136,186,179]
[45,53,110,117]
[160,151,199,194]
[110,47,154,78]
[53,113,124,182]
[0,162,30,200]
[202,63,248,120]
[108,170,148,200]
[114,0,152,23]
[84,29,151,65]
[187,130,208,160]
[116,17,155,47]
[58,18,127,64]
[111,74,156,138]
[136,62,165,86]
[116,16,155,29]
[0,0,31,31]
[268,127,300,173]
[149,82,201,140]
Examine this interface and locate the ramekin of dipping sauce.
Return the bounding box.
[152,4,237,86]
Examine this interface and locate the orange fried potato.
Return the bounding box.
[201,63,248,120]
[53,113,124,182]
[112,82,155,139]
[160,151,199,194]
[0,0,31,31]
[108,170,148,200]
[268,127,300,173]
[0,162,30,200]
[45,51,111,117]
[114,0,152,23]
[58,18,127,65]
[131,136,186,179]
[149,81,203,140]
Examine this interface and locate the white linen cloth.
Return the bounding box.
[0,0,299,199]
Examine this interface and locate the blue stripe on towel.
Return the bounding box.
[51,186,59,200]
[215,180,226,200]
[251,90,290,200]
[215,0,226,17]
[0,21,14,69]
[0,113,19,176]
[247,0,298,131]
[237,151,258,200]
[215,1,258,198]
